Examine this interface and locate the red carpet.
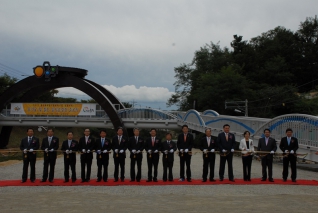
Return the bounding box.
[1,179,317,187]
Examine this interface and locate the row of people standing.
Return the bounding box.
[19,125,300,183]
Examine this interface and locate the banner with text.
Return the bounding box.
[10,103,96,116]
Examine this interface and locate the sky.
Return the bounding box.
[0,0,317,110]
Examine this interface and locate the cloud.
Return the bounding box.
[57,85,174,104]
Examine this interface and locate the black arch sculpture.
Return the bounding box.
[0,66,125,148]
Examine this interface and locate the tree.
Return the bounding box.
[0,74,17,95]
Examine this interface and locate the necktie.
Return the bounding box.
[152,137,155,147]
[265,138,268,146]
[136,136,138,144]
[167,141,170,145]
[86,137,88,144]
[28,137,32,145]
[68,140,71,148]
[118,136,121,145]
[287,137,290,146]
[184,134,187,142]
[101,138,104,147]
[48,137,52,146]
[207,137,210,147]
[225,133,228,141]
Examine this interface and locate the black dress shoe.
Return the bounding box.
[31,180,35,183]
[21,180,26,183]
[229,179,235,182]
[86,179,90,182]
[96,179,101,182]
[169,179,173,182]
[292,179,296,182]
[269,179,274,182]
[261,178,266,181]
[40,180,46,183]
[146,179,152,182]
[64,180,69,183]
[130,180,135,182]
[81,180,86,183]
[219,178,223,181]
[72,180,76,183]
[121,179,124,182]
[136,180,140,182]
[283,179,287,182]
[210,179,216,182]
[153,179,158,182]
[103,180,108,182]
[202,179,207,182]
[187,179,192,182]
[247,179,251,181]
[114,179,118,182]
[49,180,54,183]
[163,180,167,182]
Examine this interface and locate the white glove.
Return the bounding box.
[132,149,136,154]
[82,149,86,153]
[270,151,274,154]
[222,149,227,153]
[23,149,27,154]
[169,149,174,153]
[154,150,158,153]
[137,150,141,154]
[231,149,234,152]
[29,149,34,152]
[290,150,294,154]
[45,148,48,153]
[119,150,124,153]
[103,150,107,154]
[87,149,90,153]
[211,149,215,153]
[164,150,168,154]
[148,150,152,154]
[203,149,207,154]
[97,150,101,154]
[69,150,72,154]
[180,149,184,152]
[284,150,289,153]
[185,149,188,153]
[50,148,54,152]
[66,150,69,154]
[115,149,118,153]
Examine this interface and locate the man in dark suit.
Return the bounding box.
[40,128,59,183]
[78,128,95,182]
[162,132,177,182]
[112,127,128,182]
[95,129,112,182]
[128,128,144,182]
[20,128,40,183]
[177,125,194,182]
[144,128,162,182]
[279,128,299,182]
[217,124,236,182]
[200,128,217,182]
[61,131,79,183]
[257,128,277,182]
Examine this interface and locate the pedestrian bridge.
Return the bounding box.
[1,108,318,161]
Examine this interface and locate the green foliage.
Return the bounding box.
[168,16,318,118]
[0,73,17,95]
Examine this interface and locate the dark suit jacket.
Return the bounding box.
[200,136,217,158]
[144,137,162,153]
[41,136,59,159]
[61,140,79,162]
[257,137,277,159]
[20,136,40,159]
[217,132,236,151]
[161,141,177,162]
[112,135,128,158]
[78,136,95,159]
[128,136,145,159]
[177,133,194,151]
[94,137,112,160]
[279,137,299,153]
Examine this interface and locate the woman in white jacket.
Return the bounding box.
[239,131,254,181]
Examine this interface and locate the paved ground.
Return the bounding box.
[0,149,318,213]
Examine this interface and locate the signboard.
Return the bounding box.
[10,103,96,116]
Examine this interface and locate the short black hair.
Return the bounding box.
[150,128,157,132]
[286,128,293,133]
[264,128,271,133]
[166,132,172,137]
[67,131,73,135]
[243,131,250,136]
[27,128,34,132]
[133,128,140,131]
[47,128,54,132]
[205,128,211,133]
[223,124,230,128]
[182,125,188,129]
[99,129,106,134]
[117,127,123,131]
